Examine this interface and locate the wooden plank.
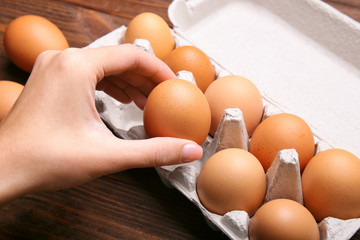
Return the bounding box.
[59,0,172,24]
[0,168,229,239]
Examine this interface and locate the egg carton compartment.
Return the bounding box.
[89,9,360,240]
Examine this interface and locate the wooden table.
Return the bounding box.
[0,0,359,239]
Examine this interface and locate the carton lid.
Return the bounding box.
[168,0,360,158]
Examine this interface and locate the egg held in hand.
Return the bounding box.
[164,45,215,93]
[249,199,320,240]
[4,15,69,73]
[204,75,263,137]
[196,148,266,216]
[302,148,360,222]
[143,78,211,145]
[0,80,24,121]
[123,12,175,60]
[249,113,315,172]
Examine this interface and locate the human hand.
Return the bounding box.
[0,44,203,207]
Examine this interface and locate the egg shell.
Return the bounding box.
[4,15,69,72]
[302,148,360,222]
[249,113,315,172]
[196,148,266,216]
[0,80,24,121]
[249,199,320,240]
[143,78,211,145]
[123,12,175,60]
[205,75,263,137]
[164,45,216,92]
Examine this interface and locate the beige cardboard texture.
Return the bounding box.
[90,0,360,239]
[169,0,360,159]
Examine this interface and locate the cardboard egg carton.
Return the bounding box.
[90,0,360,238]
[93,41,360,240]
[96,88,360,240]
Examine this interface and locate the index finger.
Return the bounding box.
[84,44,176,84]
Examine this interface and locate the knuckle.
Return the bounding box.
[33,48,85,72]
[33,49,59,69]
[55,48,84,70]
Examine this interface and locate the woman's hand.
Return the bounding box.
[0,44,203,207]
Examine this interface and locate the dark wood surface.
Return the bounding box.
[0,0,359,239]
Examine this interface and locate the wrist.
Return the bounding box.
[0,128,32,207]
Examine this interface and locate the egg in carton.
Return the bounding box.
[90,26,360,240]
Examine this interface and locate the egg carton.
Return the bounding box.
[96,90,360,240]
[89,15,360,240]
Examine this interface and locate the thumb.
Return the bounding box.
[97,137,203,174]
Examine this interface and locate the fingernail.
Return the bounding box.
[181,143,203,162]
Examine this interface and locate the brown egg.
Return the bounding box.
[0,80,24,121]
[164,46,215,92]
[249,199,320,240]
[123,12,174,60]
[302,148,360,222]
[143,78,211,145]
[249,113,315,172]
[4,15,69,73]
[204,75,263,137]
[196,148,266,216]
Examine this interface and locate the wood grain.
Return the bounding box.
[0,169,228,239]
[324,0,360,22]
[0,0,359,239]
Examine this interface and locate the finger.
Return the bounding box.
[119,138,203,169]
[101,81,132,104]
[92,137,203,176]
[122,84,147,110]
[97,75,151,108]
[83,44,176,84]
[119,71,157,97]
[99,74,128,90]
[96,75,125,91]
[102,72,155,98]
